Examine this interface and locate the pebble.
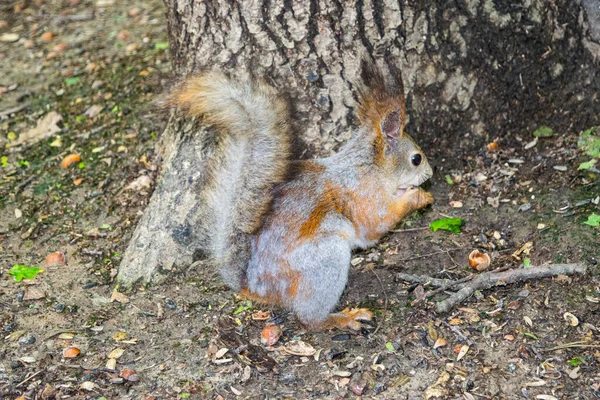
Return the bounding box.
[55,303,65,313]
[18,333,36,346]
[82,281,98,289]
[332,333,351,342]
[518,203,532,212]
[165,298,176,310]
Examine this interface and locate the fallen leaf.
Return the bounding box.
[283,340,316,356]
[84,104,103,118]
[456,345,469,361]
[46,252,65,266]
[113,331,127,341]
[8,264,43,282]
[110,291,130,304]
[61,154,81,169]
[433,338,447,349]
[20,356,37,363]
[251,310,270,320]
[73,177,83,185]
[523,316,533,327]
[0,33,19,42]
[108,348,125,359]
[41,32,55,41]
[79,381,96,391]
[215,348,229,359]
[63,346,80,358]
[563,312,579,327]
[126,175,153,191]
[9,111,62,148]
[430,218,464,233]
[106,358,117,370]
[23,287,45,301]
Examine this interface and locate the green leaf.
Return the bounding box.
[523,257,531,268]
[78,161,85,169]
[65,77,81,86]
[8,265,43,282]
[569,357,583,367]
[179,393,190,399]
[155,42,169,50]
[523,332,538,340]
[578,127,600,157]
[533,126,554,137]
[584,213,600,227]
[430,218,464,233]
[445,175,453,185]
[577,159,597,170]
[233,300,252,315]
[1,156,7,167]
[385,342,395,351]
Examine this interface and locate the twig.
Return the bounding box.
[543,341,600,352]
[395,273,455,288]
[0,102,30,117]
[16,369,44,387]
[368,267,388,335]
[398,247,465,262]
[442,321,474,346]
[436,263,587,313]
[390,226,428,233]
[422,275,474,299]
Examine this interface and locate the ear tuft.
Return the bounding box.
[381,110,403,138]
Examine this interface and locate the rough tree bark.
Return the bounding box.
[117,0,600,287]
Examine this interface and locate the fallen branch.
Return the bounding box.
[436,263,587,313]
[395,273,455,288]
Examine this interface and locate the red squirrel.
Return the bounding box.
[161,59,434,330]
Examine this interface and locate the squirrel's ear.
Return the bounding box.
[380,109,404,139]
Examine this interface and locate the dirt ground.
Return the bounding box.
[1,1,600,399]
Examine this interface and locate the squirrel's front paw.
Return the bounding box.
[405,187,434,209]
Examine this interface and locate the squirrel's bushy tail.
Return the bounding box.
[161,72,295,289]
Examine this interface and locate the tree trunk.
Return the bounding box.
[117,0,600,287]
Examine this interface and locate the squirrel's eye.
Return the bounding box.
[411,154,422,167]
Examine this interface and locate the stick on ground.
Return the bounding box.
[436,263,587,313]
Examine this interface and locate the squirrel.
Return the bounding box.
[161,59,434,331]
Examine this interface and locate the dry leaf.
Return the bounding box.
[110,291,130,304]
[106,358,117,370]
[126,175,153,191]
[57,332,75,340]
[433,337,447,349]
[63,346,80,358]
[456,345,469,361]
[215,348,229,359]
[61,154,81,169]
[79,381,96,391]
[283,340,316,356]
[108,348,125,359]
[113,331,127,341]
[563,312,579,327]
[45,251,65,266]
[251,310,271,320]
[9,111,62,148]
[523,316,533,327]
[23,287,46,301]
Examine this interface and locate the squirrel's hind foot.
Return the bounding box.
[317,307,374,331]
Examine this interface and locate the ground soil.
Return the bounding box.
[1,1,599,399]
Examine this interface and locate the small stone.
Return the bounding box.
[332,333,351,342]
[165,298,176,310]
[518,203,532,212]
[18,333,36,346]
[55,303,65,312]
[82,281,98,289]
